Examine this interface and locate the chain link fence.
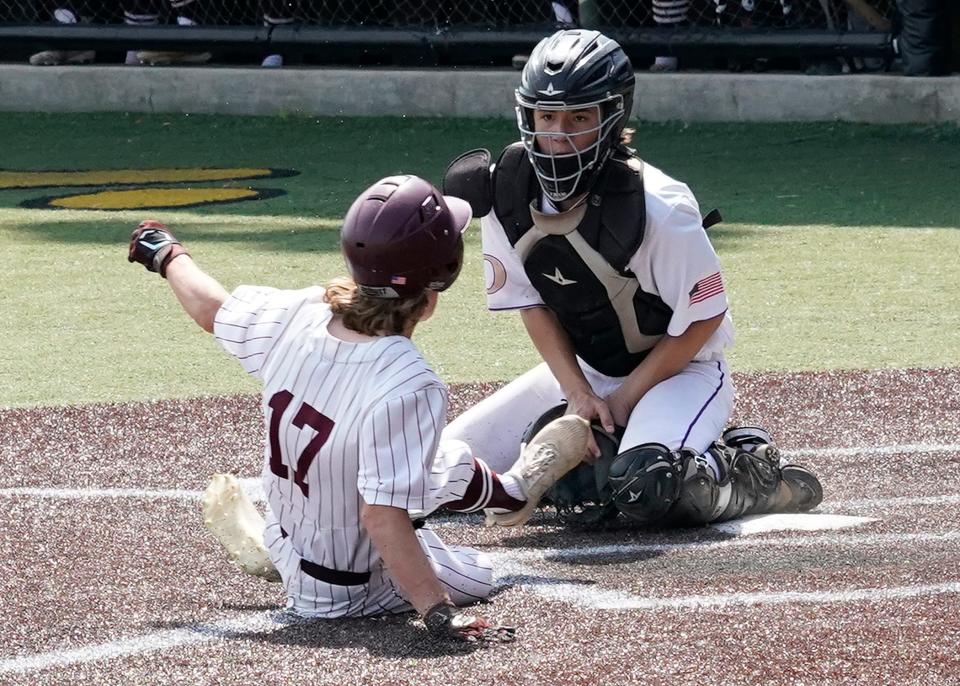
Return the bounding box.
[1,1,894,30]
[0,1,896,67]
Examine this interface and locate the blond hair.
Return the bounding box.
[324,276,428,336]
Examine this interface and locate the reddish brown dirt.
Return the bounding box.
[2,369,959,685]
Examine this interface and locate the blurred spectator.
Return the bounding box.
[510,2,579,70]
[712,0,797,29]
[128,0,212,65]
[29,3,108,65]
[894,0,951,74]
[846,0,893,71]
[261,0,297,68]
[650,0,686,71]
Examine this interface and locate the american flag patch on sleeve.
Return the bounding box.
[688,271,724,305]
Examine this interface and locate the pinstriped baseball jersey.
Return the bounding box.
[214,284,478,616]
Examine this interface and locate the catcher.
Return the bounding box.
[441,29,824,528]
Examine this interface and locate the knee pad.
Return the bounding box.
[606,443,682,524]
[665,448,724,526]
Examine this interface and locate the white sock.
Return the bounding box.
[499,473,526,501]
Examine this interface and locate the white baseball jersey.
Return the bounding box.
[215,285,492,617]
[481,161,734,361]
[443,161,736,471]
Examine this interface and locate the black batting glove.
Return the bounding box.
[128,219,189,278]
[423,602,516,644]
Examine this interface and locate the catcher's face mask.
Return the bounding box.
[516,96,625,204]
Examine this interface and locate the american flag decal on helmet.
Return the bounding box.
[688,272,723,305]
[391,275,407,285]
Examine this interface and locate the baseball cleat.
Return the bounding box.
[778,464,824,512]
[201,474,281,582]
[485,415,591,527]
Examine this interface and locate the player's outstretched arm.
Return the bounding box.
[128,220,229,333]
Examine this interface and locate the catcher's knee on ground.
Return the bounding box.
[665,448,727,525]
[606,443,684,524]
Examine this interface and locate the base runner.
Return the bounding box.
[128,175,590,642]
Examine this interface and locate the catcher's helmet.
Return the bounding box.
[341,175,472,298]
[516,29,635,203]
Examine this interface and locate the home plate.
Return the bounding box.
[710,513,876,535]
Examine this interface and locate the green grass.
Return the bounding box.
[1,113,958,407]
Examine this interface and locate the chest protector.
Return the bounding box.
[492,142,672,378]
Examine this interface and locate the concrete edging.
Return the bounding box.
[0,64,957,123]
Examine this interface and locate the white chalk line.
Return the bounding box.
[501,530,960,562]
[1,440,958,505]
[3,528,960,676]
[490,529,960,610]
[0,487,203,501]
[0,610,300,676]
[2,484,958,516]
[493,559,960,611]
[6,530,959,676]
[783,443,960,459]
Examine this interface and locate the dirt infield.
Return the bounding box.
[2,368,960,685]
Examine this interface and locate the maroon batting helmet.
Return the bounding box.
[341,175,472,298]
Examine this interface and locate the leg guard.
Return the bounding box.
[712,441,782,521]
[607,443,683,525]
[718,426,823,519]
[664,448,724,526]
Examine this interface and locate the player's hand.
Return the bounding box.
[564,388,614,458]
[604,386,635,430]
[423,602,516,643]
[128,219,189,278]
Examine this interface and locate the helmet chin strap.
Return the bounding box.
[543,189,589,213]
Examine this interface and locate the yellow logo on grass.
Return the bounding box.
[3,167,298,210]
